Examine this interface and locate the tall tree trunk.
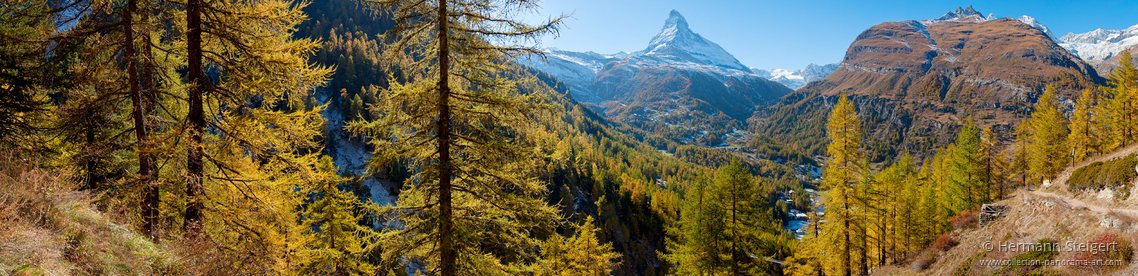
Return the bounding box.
[84,111,95,190]
[140,0,160,240]
[125,0,157,240]
[860,198,868,275]
[843,191,851,276]
[184,0,205,233]
[436,1,455,275]
[731,183,739,276]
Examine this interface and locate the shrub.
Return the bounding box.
[1068,162,1102,192]
[953,252,983,276]
[933,234,959,251]
[1075,233,1133,272]
[951,209,978,229]
[1068,154,1138,193]
[997,238,1059,274]
[911,255,933,272]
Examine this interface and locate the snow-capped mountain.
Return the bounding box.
[1059,24,1138,62]
[751,63,838,90]
[637,10,751,72]
[524,49,624,102]
[521,10,837,104]
[521,10,794,143]
[520,10,792,111]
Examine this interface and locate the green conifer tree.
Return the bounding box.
[349,0,566,274]
[1070,88,1097,163]
[537,216,620,276]
[300,156,379,275]
[949,117,985,211]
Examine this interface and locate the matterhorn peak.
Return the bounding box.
[646,10,696,49]
[664,10,689,32]
[639,10,750,71]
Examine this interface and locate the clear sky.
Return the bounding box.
[523,0,1138,70]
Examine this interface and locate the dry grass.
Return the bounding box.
[873,190,1138,275]
[0,152,240,275]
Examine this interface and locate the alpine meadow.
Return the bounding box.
[4,0,1138,275]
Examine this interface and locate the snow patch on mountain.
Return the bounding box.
[1058,23,1138,61]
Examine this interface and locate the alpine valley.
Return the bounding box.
[6,1,1138,276]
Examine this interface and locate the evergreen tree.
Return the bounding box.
[1070,88,1097,163]
[300,156,380,275]
[874,153,914,264]
[349,0,566,274]
[1027,85,1070,184]
[1102,50,1138,149]
[166,0,334,271]
[1009,123,1031,189]
[784,232,824,276]
[665,160,787,275]
[892,154,920,257]
[822,95,862,276]
[981,128,1007,200]
[712,159,784,275]
[663,178,725,275]
[0,0,53,147]
[537,216,620,276]
[948,117,985,211]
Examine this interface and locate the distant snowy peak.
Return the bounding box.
[750,63,838,90]
[921,5,985,24]
[646,10,691,48]
[639,10,751,72]
[1016,15,1058,41]
[1058,24,1138,61]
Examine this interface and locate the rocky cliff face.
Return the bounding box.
[754,8,1101,161]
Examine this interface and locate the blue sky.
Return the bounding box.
[525,0,1138,70]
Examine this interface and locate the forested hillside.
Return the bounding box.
[786,55,1138,274]
[10,1,1131,275]
[0,0,808,275]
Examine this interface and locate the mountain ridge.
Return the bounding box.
[753,6,1100,161]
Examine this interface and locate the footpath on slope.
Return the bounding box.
[1032,143,1138,218]
[1030,189,1138,217]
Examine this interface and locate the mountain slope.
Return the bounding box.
[521,10,793,145]
[754,7,1101,161]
